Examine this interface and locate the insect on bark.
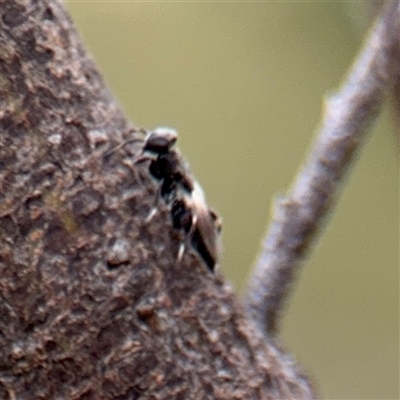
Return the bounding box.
[108,127,222,271]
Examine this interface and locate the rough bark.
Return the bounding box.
[0,1,315,399]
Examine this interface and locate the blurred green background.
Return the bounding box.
[65,2,398,399]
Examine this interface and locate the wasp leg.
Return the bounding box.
[177,213,197,261]
[177,241,186,261]
[146,177,177,222]
[171,199,194,261]
[145,187,162,222]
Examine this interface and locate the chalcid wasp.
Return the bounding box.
[108,127,222,271]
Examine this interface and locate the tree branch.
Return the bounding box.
[0,1,315,398]
[244,0,400,335]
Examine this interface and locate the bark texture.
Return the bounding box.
[0,1,315,399]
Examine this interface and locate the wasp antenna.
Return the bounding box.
[132,154,152,165]
[104,137,142,158]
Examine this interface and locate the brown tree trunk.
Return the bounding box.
[0,1,315,399]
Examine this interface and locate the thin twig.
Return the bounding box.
[244,0,400,336]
